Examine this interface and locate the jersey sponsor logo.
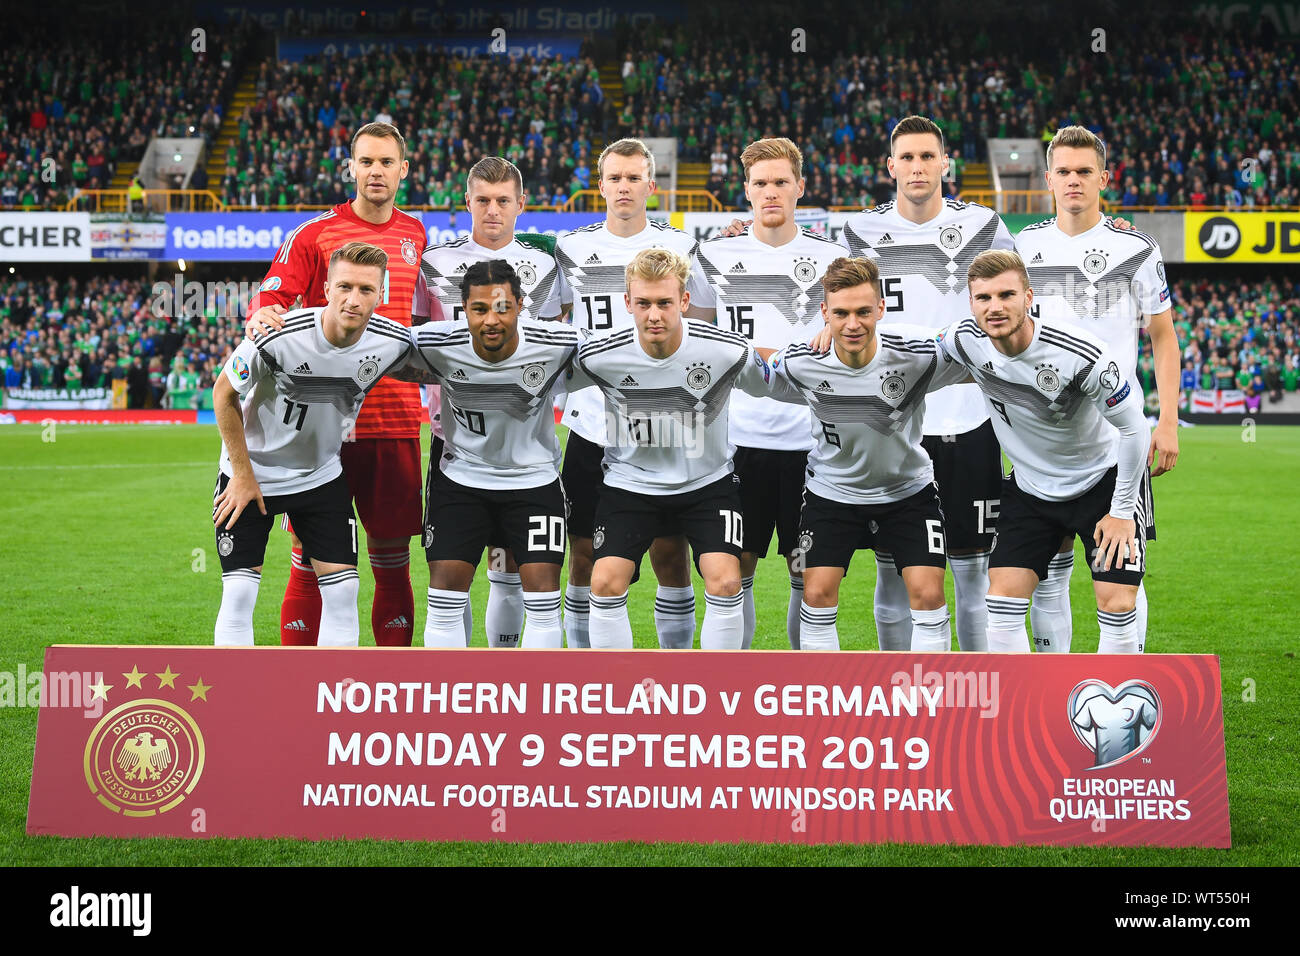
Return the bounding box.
[522,363,546,388]
[232,355,250,382]
[585,252,601,264]
[881,371,907,399]
[686,362,712,390]
[728,261,748,274]
[217,532,234,557]
[400,238,419,265]
[451,369,469,381]
[815,379,833,392]
[619,374,639,387]
[876,232,894,245]
[939,226,962,250]
[981,360,995,372]
[1099,361,1121,392]
[1035,364,1061,392]
[1068,678,1161,769]
[293,362,313,375]
[356,356,381,386]
[453,261,470,273]
[259,276,282,292]
[1106,381,1131,407]
[1082,249,1108,275]
[1030,252,1044,263]
[792,257,817,283]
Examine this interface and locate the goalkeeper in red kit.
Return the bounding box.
[245,122,430,646]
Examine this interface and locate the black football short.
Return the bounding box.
[593,474,743,569]
[795,484,949,573]
[423,468,567,566]
[560,432,606,538]
[214,472,356,573]
[921,419,1003,551]
[734,445,808,557]
[990,466,1145,585]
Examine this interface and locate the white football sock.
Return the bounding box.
[1135,581,1148,653]
[1031,551,1074,653]
[588,592,633,649]
[463,594,473,646]
[985,595,1031,652]
[654,584,695,649]
[215,569,260,646]
[948,551,990,651]
[910,606,952,652]
[521,590,563,648]
[798,602,839,650]
[786,575,804,650]
[425,588,470,648]
[563,584,591,648]
[701,590,744,649]
[1097,607,1140,654]
[740,575,756,649]
[486,570,524,648]
[873,554,911,650]
[317,568,360,647]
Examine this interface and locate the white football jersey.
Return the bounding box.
[555,219,700,445]
[688,225,844,450]
[566,320,776,495]
[219,308,412,495]
[412,235,566,322]
[1016,216,1170,387]
[934,316,1147,514]
[406,320,582,489]
[840,198,1016,436]
[767,324,969,505]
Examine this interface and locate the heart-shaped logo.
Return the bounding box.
[1067,679,1161,769]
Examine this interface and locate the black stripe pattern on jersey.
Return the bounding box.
[694,243,827,324]
[854,211,1003,296]
[783,347,938,434]
[1026,245,1152,319]
[951,324,1094,424]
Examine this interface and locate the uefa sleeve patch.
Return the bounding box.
[259,276,282,292]
[1106,381,1131,407]
[232,355,250,382]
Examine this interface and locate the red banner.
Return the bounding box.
[2,409,197,424]
[27,647,1230,847]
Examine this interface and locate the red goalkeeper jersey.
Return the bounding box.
[249,202,427,439]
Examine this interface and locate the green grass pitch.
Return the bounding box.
[1,422,1296,865]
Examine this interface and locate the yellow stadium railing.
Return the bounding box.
[64,190,227,213]
[560,189,723,213]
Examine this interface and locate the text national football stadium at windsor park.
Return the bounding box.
[2,0,1295,924]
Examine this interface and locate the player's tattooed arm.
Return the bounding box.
[211,374,266,529]
[388,358,439,385]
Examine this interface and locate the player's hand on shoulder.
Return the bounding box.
[721,218,752,238]
[808,323,832,353]
[1106,216,1135,232]
[246,304,287,340]
[213,472,266,530]
[1092,514,1137,572]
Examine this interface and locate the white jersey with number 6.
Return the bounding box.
[219,307,413,495]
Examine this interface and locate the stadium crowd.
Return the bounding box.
[0,17,249,208]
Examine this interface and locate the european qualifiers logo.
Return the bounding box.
[1068,678,1161,769]
[82,665,209,817]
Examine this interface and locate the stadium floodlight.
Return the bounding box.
[178,259,186,272]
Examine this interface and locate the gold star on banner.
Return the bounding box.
[156,666,179,689]
[122,666,145,689]
[88,679,113,701]
[187,678,212,702]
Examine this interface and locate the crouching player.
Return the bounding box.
[766,257,970,650]
[211,242,414,645]
[392,260,583,648]
[565,248,798,649]
[935,251,1149,652]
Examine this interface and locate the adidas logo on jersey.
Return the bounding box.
[585,252,601,264]
[451,369,469,381]
[729,262,748,274]
[293,362,313,374]
[981,361,995,372]
[619,374,640,387]
[877,233,894,245]
[1031,252,1044,263]
[453,262,469,273]
[815,380,834,392]
[284,619,307,631]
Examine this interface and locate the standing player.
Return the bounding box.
[764,258,970,650]
[838,116,1016,652]
[687,137,844,649]
[935,251,1149,653]
[555,138,702,650]
[212,243,413,646]
[396,261,582,649]
[411,156,566,649]
[566,249,792,649]
[1016,125,1178,653]
[245,122,426,648]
